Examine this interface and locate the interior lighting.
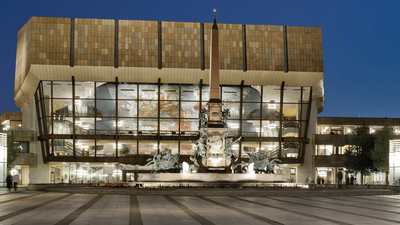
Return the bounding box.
[2,120,9,125]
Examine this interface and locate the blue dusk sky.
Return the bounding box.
[0,0,399,118]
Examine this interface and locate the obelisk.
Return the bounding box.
[207,12,224,128]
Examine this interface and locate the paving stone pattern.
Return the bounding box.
[0,191,400,224]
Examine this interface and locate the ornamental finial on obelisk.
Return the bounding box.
[207,9,223,128]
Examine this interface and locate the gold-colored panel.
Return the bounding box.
[118,20,158,68]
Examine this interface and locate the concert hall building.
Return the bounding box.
[10,16,325,184]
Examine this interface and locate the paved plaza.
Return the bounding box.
[0,188,400,225]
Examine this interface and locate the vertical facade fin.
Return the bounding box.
[70,19,75,67]
[114,20,118,68]
[283,26,289,73]
[158,22,162,69]
[242,24,247,71]
[201,23,205,70]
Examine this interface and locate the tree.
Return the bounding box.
[0,121,18,171]
[120,145,129,154]
[371,121,394,185]
[344,123,376,185]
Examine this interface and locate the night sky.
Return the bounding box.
[1,0,399,118]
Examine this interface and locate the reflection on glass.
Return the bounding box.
[43,81,51,98]
[261,142,279,158]
[281,142,299,158]
[160,101,179,118]
[76,139,95,157]
[118,83,137,99]
[242,120,260,137]
[243,86,261,102]
[243,103,260,120]
[139,84,158,100]
[53,117,73,134]
[96,100,116,117]
[222,86,240,102]
[96,140,116,157]
[96,82,116,99]
[227,120,240,136]
[53,81,72,98]
[118,100,137,117]
[53,139,73,156]
[181,102,199,118]
[261,121,279,137]
[75,82,94,99]
[160,84,179,100]
[75,100,94,116]
[75,117,95,135]
[181,84,200,101]
[53,99,73,116]
[46,117,52,134]
[96,118,115,135]
[139,101,158,117]
[283,121,299,137]
[90,163,104,183]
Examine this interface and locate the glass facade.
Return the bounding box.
[35,80,312,163]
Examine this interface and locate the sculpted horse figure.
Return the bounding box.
[246,150,281,174]
[145,148,180,173]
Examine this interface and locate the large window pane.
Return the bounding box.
[160,140,178,154]
[241,141,259,158]
[118,100,137,117]
[96,82,116,99]
[138,101,158,117]
[160,119,179,134]
[96,118,115,135]
[75,117,95,135]
[90,163,104,183]
[261,142,279,158]
[139,84,158,100]
[181,84,200,101]
[283,87,301,103]
[53,117,73,134]
[119,140,137,155]
[261,121,279,137]
[180,140,195,155]
[43,81,51,98]
[75,99,95,116]
[223,103,240,119]
[242,102,260,120]
[138,119,157,134]
[139,140,157,155]
[227,120,240,136]
[181,102,199,118]
[283,121,299,137]
[160,84,179,100]
[53,81,72,98]
[202,85,210,101]
[75,82,94,99]
[43,98,51,117]
[242,120,260,137]
[53,139,73,156]
[53,99,73,116]
[160,101,179,118]
[262,86,281,103]
[46,117,52,134]
[302,87,311,102]
[262,103,280,120]
[222,86,240,102]
[282,142,299,158]
[96,140,116,157]
[282,104,298,120]
[76,139,95,157]
[118,83,137,99]
[118,118,137,135]
[243,86,261,102]
[96,100,116,117]
[180,119,199,132]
